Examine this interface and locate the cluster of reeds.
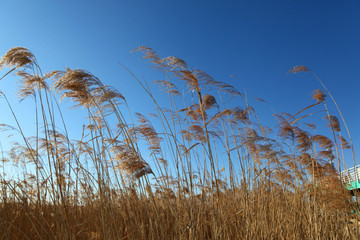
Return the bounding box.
[0,47,357,239]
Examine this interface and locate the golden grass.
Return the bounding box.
[0,47,358,239]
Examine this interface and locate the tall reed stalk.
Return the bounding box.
[0,47,357,239]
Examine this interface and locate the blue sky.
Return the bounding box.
[0,0,359,171]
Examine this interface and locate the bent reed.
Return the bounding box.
[0,47,358,239]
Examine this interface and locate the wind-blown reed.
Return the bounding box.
[0,47,357,239]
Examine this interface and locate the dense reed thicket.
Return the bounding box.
[0,47,358,239]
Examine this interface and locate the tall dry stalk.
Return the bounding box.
[0,47,356,239]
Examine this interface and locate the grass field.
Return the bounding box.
[0,46,358,239]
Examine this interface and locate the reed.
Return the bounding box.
[0,47,357,239]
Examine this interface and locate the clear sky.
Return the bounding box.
[0,0,359,170]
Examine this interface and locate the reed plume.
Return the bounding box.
[0,46,356,240]
[0,47,35,70]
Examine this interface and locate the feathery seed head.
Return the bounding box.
[288,65,310,74]
[51,68,101,107]
[313,89,326,102]
[339,136,351,150]
[323,115,340,132]
[202,94,217,110]
[0,47,35,70]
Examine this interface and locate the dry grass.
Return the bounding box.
[0,47,358,239]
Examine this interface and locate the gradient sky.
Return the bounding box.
[0,0,359,170]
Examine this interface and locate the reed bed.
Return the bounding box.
[0,46,358,239]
